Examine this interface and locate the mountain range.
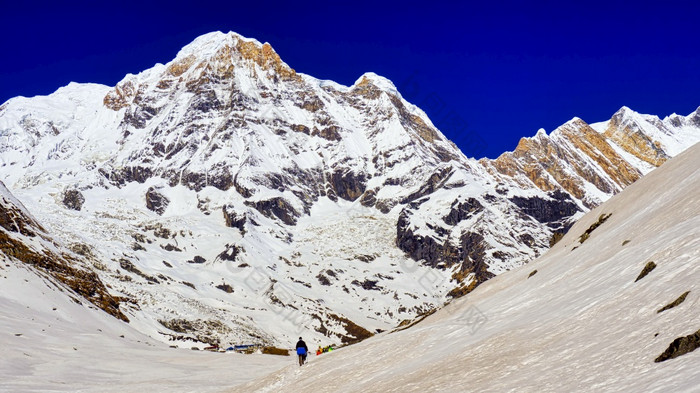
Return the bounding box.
[1,31,698,347]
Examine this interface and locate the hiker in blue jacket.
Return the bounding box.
[296,337,308,366]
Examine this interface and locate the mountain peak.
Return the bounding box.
[609,106,641,126]
[617,105,633,114]
[175,31,262,60]
[173,31,295,80]
[353,72,399,95]
[103,30,300,110]
[557,117,590,133]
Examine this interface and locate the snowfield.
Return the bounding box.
[231,142,700,392]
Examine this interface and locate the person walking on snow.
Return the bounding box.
[296,337,308,366]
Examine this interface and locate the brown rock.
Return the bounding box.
[62,189,85,211]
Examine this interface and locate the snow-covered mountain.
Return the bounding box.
[1,31,698,347]
[235,131,700,393]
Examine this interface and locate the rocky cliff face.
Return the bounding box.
[0,31,698,346]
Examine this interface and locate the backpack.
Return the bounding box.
[297,347,307,355]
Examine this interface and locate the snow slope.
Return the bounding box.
[0,258,289,393]
[233,142,700,392]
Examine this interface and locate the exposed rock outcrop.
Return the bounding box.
[443,198,483,226]
[222,206,247,231]
[62,189,85,211]
[245,197,299,225]
[401,167,454,204]
[145,187,169,215]
[330,170,367,202]
[635,261,657,282]
[509,190,580,229]
[396,210,443,266]
[655,328,700,363]
[216,244,240,262]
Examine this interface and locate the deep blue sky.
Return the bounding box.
[2,1,699,158]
